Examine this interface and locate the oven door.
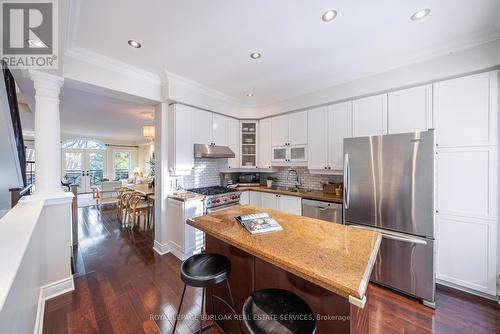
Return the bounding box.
[206,203,241,214]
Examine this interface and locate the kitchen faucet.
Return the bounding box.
[287,169,301,190]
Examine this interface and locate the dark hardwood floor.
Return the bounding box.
[43,206,500,334]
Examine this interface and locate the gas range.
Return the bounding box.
[187,186,241,213]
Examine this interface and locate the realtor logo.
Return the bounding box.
[1,0,58,68]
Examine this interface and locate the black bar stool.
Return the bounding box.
[242,289,316,334]
[173,253,237,334]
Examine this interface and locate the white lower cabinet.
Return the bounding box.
[240,191,249,205]
[167,198,204,260]
[436,146,498,295]
[261,192,301,215]
[436,215,497,295]
[261,192,279,210]
[249,191,262,207]
[278,195,302,215]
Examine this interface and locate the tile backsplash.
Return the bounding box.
[265,167,343,190]
[170,158,221,190]
[169,160,342,192]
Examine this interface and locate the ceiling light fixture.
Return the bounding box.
[250,52,261,59]
[246,93,254,97]
[128,40,142,48]
[143,125,155,142]
[322,9,338,22]
[410,8,431,21]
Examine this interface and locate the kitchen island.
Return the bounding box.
[187,205,381,334]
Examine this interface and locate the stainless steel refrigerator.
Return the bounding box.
[343,130,435,307]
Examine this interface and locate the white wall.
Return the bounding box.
[258,39,500,118]
[0,194,74,334]
[138,143,154,176]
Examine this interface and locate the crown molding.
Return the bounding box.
[64,47,162,85]
[164,70,242,106]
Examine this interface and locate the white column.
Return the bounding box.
[153,102,171,255]
[30,71,64,195]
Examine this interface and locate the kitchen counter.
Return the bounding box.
[236,185,343,203]
[188,205,381,333]
[167,191,205,202]
[188,205,380,300]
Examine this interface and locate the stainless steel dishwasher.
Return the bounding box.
[302,199,343,224]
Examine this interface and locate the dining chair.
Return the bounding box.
[127,194,149,230]
[119,191,135,227]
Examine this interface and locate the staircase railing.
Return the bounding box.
[2,61,27,188]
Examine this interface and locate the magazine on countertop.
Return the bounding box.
[235,212,283,234]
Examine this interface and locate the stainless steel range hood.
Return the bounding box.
[194,144,235,158]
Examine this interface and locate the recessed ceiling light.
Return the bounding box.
[27,39,48,48]
[128,40,142,48]
[246,93,254,97]
[322,9,338,22]
[250,52,261,59]
[410,8,430,21]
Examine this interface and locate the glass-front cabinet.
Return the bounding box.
[271,145,307,164]
[240,121,258,168]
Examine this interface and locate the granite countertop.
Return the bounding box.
[236,185,343,203]
[168,191,205,202]
[188,205,381,301]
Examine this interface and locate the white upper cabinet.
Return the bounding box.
[388,85,432,134]
[192,109,212,145]
[328,102,352,170]
[307,107,328,170]
[169,104,194,172]
[227,118,240,169]
[271,115,289,146]
[352,94,388,137]
[258,118,272,169]
[212,114,228,146]
[434,71,497,147]
[288,111,308,145]
[308,102,351,171]
[271,111,308,146]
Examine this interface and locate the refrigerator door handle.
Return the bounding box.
[348,225,428,245]
[382,233,427,245]
[343,153,350,210]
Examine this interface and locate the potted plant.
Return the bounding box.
[266,176,277,188]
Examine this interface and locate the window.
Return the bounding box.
[114,151,131,180]
[62,139,106,150]
[25,147,35,185]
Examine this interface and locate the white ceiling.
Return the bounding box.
[72,0,500,106]
[20,86,155,143]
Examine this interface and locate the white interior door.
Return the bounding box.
[62,149,106,193]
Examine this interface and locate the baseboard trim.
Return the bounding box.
[436,279,498,302]
[34,275,75,334]
[153,240,171,255]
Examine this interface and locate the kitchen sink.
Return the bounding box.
[272,186,310,193]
